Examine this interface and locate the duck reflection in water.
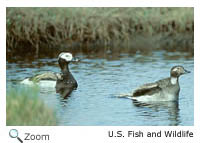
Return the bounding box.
[132,100,180,126]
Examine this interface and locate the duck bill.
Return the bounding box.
[71,57,79,62]
[184,69,190,74]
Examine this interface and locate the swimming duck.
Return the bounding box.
[128,66,190,102]
[55,52,78,98]
[21,52,78,98]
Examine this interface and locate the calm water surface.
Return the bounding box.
[6,51,194,126]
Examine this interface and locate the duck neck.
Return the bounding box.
[170,76,178,85]
[61,63,71,76]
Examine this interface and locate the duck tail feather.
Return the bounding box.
[117,93,132,98]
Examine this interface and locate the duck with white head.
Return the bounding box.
[21,52,78,98]
[55,52,78,98]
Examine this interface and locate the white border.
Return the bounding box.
[0,2,6,142]
[194,4,200,127]
[5,0,194,7]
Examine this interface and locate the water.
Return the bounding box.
[6,51,194,126]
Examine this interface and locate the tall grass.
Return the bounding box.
[6,8,194,59]
[6,86,57,126]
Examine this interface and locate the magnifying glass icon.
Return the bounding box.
[9,129,23,143]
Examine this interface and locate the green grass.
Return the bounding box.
[6,8,194,59]
[6,86,57,126]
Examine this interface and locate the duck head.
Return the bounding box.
[170,65,190,78]
[58,52,78,73]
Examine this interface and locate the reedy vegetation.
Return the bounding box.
[7,87,57,126]
[6,8,194,59]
